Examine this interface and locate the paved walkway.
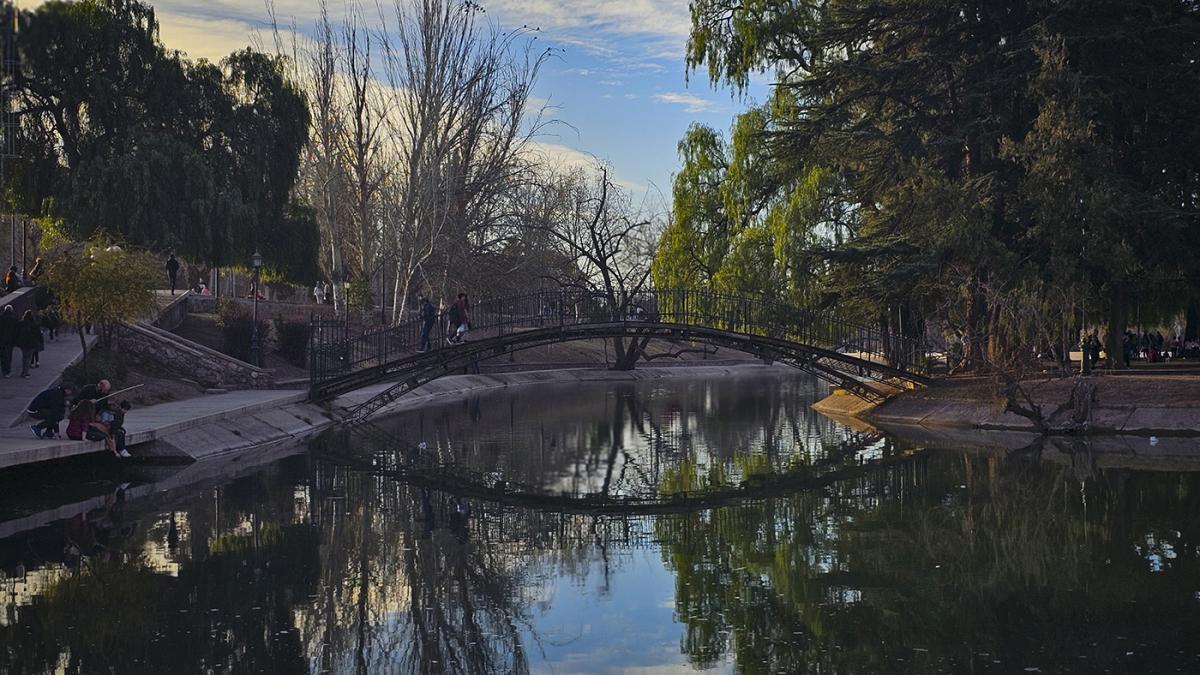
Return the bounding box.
[0,389,308,470]
[0,289,183,428]
[0,332,96,428]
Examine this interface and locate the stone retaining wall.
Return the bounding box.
[186,295,334,325]
[153,292,191,331]
[116,322,274,389]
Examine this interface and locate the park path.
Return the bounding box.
[0,388,314,470]
[0,331,96,428]
[0,289,186,428]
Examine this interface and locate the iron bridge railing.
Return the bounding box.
[309,289,929,388]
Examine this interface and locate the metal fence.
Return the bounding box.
[309,288,929,387]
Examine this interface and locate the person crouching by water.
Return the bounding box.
[28,383,77,440]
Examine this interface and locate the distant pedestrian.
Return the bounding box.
[4,266,20,294]
[30,310,43,368]
[313,282,323,305]
[42,308,60,341]
[417,296,437,352]
[28,383,76,440]
[447,293,469,344]
[165,254,180,295]
[323,282,332,305]
[16,310,40,377]
[28,257,43,285]
[457,293,471,342]
[0,305,15,378]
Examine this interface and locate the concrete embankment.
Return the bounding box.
[0,363,785,470]
[0,390,334,469]
[814,375,1200,439]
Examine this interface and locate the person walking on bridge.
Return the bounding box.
[447,293,468,344]
[165,254,180,295]
[418,296,437,352]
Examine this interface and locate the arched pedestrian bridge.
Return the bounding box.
[309,289,930,423]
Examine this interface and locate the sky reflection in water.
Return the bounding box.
[1,370,1199,673]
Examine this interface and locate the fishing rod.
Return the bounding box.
[93,384,143,403]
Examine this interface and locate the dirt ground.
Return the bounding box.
[66,349,207,407]
[915,373,1200,409]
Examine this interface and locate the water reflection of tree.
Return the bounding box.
[656,452,1200,672]
[301,462,547,674]
[371,373,857,501]
[0,458,321,674]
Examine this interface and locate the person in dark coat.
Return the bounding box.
[3,266,20,294]
[0,305,16,378]
[77,379,113,415]
[417,296,437,352]
[15,310,41,378]
[165,254,180,295]
[27,383,77,439]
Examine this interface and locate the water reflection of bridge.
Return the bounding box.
[316,422,927,522]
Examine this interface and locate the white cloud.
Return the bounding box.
[653,92,720,113]
[155,11,258,62]
[624,93,639,100]
[485,0,690,40]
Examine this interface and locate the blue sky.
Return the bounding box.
[123,0,768,202]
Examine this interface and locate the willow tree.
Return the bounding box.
[12,0,318,281]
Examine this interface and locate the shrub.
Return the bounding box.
[218,300,269,365]
[273,318,309,368]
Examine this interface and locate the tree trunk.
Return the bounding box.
[77,320,88,379]
[1186,301,1198,342]
[965,271,988,370]
[1107,283,1127,370]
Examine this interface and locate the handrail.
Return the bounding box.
[309,289,930,388]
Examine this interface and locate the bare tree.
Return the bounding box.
[340,6,389,293]
[377,0,555,320]
[532,163,661,369]
[268,0,348,315]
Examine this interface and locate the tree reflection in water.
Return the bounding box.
[2,373,1200,673]
[656,450,1200,672]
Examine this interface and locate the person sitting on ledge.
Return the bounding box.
[91,401,132,458]
[66,398,95,441]
[76,379,112,414]
[28,383,77,440]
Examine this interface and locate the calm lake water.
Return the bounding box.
[2,370,1199,673]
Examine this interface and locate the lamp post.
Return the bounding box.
[250,250,263,367]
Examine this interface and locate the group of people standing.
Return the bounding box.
[0,301,61,378]
[416,293,471,352]
[312,281,333,305]
[4,258,44,294]
[27,379,133,457]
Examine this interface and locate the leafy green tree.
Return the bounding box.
[678,0,1200,369]
[44,234,158,371]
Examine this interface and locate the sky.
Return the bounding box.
[84,0,770,203]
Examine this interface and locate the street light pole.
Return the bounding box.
[250,250,263,367]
